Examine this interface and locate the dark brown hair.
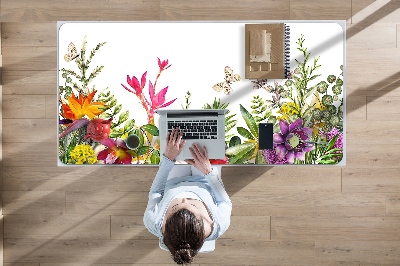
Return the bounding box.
[163,208,206,264]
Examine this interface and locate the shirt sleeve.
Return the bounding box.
[205,167,232,237]
[143,154,175,237]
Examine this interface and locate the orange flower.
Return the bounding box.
[61,90,106,120]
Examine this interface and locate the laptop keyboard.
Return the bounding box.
[168,120,218,139]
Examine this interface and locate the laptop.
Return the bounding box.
[156,109,227,160]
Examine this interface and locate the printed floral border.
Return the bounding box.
[58,34,344,165]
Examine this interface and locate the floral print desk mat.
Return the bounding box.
[58,22,345,165]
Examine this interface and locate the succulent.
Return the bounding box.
[329,115,340,126]
[322,123,332,132]
[322,110,330,119]
[312,108,322,120]
[327,105,337,115]
[285,79,294,86]
[327,75,336,83]
[322,95,333,106]
[317,81,328,93]
[332,84,342,95]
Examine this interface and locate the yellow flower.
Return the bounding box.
[69,144,97,164]
[277,102,300,121]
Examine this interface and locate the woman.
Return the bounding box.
[144,127,232,264]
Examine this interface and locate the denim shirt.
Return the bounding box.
[143,155,232,241]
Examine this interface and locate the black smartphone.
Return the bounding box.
[258,123,273,149]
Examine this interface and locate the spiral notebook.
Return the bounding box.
[245,23,290,79]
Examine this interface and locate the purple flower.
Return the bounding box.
[262,147,288,164]
[324,127,343,149]
[273,118,314,164]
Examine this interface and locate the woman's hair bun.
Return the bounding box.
[174,248,193,264]
[179,242,191,250]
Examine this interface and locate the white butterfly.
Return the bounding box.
[212,66,241,95]
[64,42,79,62]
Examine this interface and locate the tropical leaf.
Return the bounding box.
[317,159,337,164]
[137,146,153,156]
[325,135,338,153]
[229,146,256,164]
[240,104,258,138]
[123,119,135,132]
[255,150,265,164]
[237,127,254,140]
[226,142,255,156]
[150,150,160,164]
[141,124,159,136]
[225,119,237,133]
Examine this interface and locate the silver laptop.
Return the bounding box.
[156,109,227,160]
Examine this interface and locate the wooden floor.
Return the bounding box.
[1,0,400,265]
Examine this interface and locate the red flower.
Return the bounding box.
[158,57,171,71]
[97,138,132,164]
[209,156,229,165]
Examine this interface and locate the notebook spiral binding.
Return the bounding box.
[284,24,291,78]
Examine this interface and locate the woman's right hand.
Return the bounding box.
[184,144,212,175]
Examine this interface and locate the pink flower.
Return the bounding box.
[158,57,171,71]
[148,81,176,114]
[97,138,132,164]
[122,71,147,95]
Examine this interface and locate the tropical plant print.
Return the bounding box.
[58,36,172,165]
[59,33,344,165]
[225,34,344,164]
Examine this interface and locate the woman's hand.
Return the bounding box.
[164,127,186,161]
[185,144,212,175]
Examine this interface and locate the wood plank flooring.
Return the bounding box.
[1,0,400,265]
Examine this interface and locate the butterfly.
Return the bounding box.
[64,42,79,62]
[212,66,241,95]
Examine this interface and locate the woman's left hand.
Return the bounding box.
[164,127,186,161]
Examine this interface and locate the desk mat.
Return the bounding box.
[58,21,345,166]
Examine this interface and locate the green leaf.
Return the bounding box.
[118,110,129,125]
[326,148,342,154]
[273,123,280,133]
[240,104,258,138]
[317,159,337,164]
[304,85,317,100]
[100,112,112,119]
[226,142,255,156]
[113,104,122,115]
[137,146,153,156]
[309,74,321,81]
[268,116,277,125]
[132,128,144,147]
[123,119,135,132]
[225,119,237,133]
[229,146,256,164]
[141,124,159,136]
[237,127,254,140]
[318,154,343,160]
[150,150,160,164]
[255,150,265,164]
[109,132,122,138]
[229,136,241,147]
[325,135,339,152]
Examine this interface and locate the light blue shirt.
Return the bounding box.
[144,155,232,241]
